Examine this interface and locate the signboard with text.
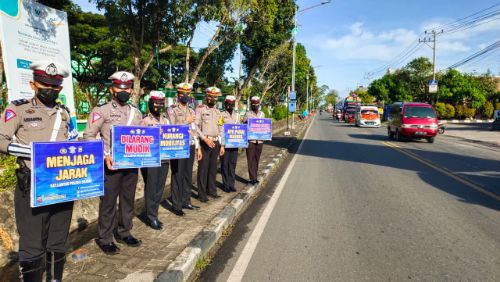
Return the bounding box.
[31,140,104,207]
[112,125,161,169]
[223,124,248,148]
[248,118,272,140]
[159,125,190,160]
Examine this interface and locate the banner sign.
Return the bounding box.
[223,124,248,148]
[31,140,104,207]
[160,125,190,160]
[112,126,161,169]
[248,118,273,140]
[0,0,78,139]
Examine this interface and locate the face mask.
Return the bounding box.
[207,98,216,107]
[225,104,234,112]
[149,101,164,116]
[116,91,130,103]
[179,95,189,104]
[36,88,60,105]
[251,104,259,111]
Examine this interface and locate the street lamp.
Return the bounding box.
[291,0,331,124]
[306,65,322,113]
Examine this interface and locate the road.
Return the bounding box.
[199,114,500,281]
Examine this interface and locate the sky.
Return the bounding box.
[74,0,499,98]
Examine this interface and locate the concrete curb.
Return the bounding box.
[441,119,494,124]
[155,121,311,282]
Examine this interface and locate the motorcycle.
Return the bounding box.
[438,122,446,134]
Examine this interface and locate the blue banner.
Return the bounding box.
[160,125,190,160]
[224,124,248,148]
[112,125,161,169]
[248,118,273,140]
[31,140,105,207]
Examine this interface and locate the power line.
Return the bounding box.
[448,40,500,69]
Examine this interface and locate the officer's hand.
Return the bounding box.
[105,156,116,170]
[219,146,225,156]
[197,148,203,161]
[187,115,194,124]
[204,137,215,148]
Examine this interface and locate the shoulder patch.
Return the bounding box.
[4,109,17,122]
[11,99,29,106]
[91,112,103,123]
[167,108,174,115]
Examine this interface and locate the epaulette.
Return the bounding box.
[11,99,29,106]
[97,101,107,107]
[57,102,71,114]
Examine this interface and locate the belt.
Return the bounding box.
[206,136,220,141]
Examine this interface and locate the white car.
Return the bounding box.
[355,106,381,127]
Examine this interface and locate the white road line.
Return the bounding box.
[226,118,315,282]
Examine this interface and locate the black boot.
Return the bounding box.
[45,252,66,282]
[19,258,43,282]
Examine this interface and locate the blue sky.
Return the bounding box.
[75,0,499,98]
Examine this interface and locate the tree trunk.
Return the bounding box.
[185,35,194,83]
[237,59,260,100]
[189,24,223,85]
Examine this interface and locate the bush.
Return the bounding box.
[483,101,494,118]
[262,106,271,118]
[495,102,500,110]
[455,105,466,119]
[465,107,476,119]
[445,104,455,119]
[434,102,446,119]
[272,104,288,120]
[0,154,17,192]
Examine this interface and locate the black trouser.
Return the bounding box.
[170,145,195,210]
[221,148,238,191]
[98,168,138,244]
[15,180,74,261]
[141,161,169,222]
[246,142,263,181]
[197,140,221,199]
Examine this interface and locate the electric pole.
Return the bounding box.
[419,29,443,103]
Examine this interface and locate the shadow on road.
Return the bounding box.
[267,137,500,212]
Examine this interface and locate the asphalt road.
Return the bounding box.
[200,114,500,281]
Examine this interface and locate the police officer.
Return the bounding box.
[242,96,265,185]
[0,60,71,281]
[140,91,170,230]
[195,87,225,200]
[166,83,200,216]
[220,95,239,193]
[83,71,143,255]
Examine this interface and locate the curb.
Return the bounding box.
[155,120,311,282]
[441,119,493,124]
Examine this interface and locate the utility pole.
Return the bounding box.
[419,29,443,103]
[306,70,309,113]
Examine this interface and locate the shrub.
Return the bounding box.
[464,107,476,119]
[261,106,271,118]
[445,104,455,119]
[434,102,446,119]
[495,102,500,110]
[0,154,17,192]
[272,104,288,120]
[455,105,466,119]
[483,101,494,118]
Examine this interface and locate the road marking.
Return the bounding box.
[382,141,500,202]
[226,119,315,282]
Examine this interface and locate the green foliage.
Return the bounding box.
[261,106,271,118]
[0,155,17,192]
[434,102,446,119]
[445,104,455,119]
[495,103,500,110]
[482,101,494,118]
[456,105,476,119]
[272,104,288,120]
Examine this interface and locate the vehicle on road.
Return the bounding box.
[355,106,381,127]
[345,108,356,123]
[438,121,446,134]
[387,102,438,143]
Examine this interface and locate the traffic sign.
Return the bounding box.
[289,91,296,100]
[428,80,438,93]
[288,101,296,113]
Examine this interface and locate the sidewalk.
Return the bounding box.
[441,123,500,147]
[51,119,310,282]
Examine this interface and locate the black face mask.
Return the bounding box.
[36,88,60,105]
[251,104,259,111]
[116,91,130,103]
[225,104,234,112]
[179,95,189,104]
[207,98,216,107]
[148,100,164,116]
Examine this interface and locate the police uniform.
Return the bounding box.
[166,83,199,215]
[0,60,72,281]
[243,96,265,184]
[220,95,240,193]
[195,87,224,200]
[140,91,170,230]
[83,71,143,254]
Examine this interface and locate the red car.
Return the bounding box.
[387,102,438,143]
[344,109,356,123]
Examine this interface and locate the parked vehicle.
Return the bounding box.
[387,102,438,143]
[438,121,446,134]
[355,106,381,127]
